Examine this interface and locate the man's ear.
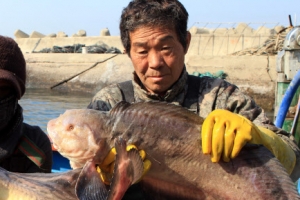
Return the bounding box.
[184,31,191,54]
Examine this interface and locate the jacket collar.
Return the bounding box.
[132,66,188,105]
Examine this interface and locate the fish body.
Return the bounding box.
[47,101,300,200]
[0,167,80,200]
[0,158,127,200]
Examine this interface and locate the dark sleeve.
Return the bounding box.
[23,123,53,173]
[213,79,300,181]
[87,84,124,111]
[87,99,111,111]
[208,78,290,136]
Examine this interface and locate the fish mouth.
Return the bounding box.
[51,142,59,151]
[48,136,59,151]
[46,131,57,150]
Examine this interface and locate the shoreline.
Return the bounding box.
[17,27,281,114]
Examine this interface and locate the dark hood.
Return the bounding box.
[0,105,23,162]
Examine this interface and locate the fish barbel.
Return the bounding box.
[47,101,300,200]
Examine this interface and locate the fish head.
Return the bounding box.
[47,109,111,168]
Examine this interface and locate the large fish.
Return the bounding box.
[0,166,81,199]
[0,138,143,200]
[47,101,300,200]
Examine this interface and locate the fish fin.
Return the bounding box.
[115,137,144,183]
[75,160,108,200]
[109,101,203,130]
[109,101,131,116]
[106,137,144,200]
[127,148,144,184]
[114,136,127,156]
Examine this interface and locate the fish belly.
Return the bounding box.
[0,188,34,200]
[0,167,80,200]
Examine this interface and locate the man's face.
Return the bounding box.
[0,80,13,98]
[129,26,190,95]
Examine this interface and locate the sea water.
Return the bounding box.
[19,88,93,133]
[19,88,275,133]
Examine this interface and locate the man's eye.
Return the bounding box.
[138,50,147,54]
[162,47,171,51]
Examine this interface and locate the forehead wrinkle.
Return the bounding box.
[158,35,175,43]
[132,35,175,47]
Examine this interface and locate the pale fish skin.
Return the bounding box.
[0,158,120,200]
[0,135,141,200]
[0,154,136,200]
[0,168,80,200]
[47,101,300,200]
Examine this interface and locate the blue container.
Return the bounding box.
[51,150,72,173]
[298,179,300,194]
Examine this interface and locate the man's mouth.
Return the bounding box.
[149,76,165,81]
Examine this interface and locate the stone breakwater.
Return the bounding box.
[14,28,111,38]
[15,22,289,57]
[15,22,284,112]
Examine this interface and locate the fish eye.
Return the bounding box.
[68,125,74,131]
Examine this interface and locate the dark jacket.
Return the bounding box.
[0,105,52,173]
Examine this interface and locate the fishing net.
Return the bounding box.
[231,27,293,56]
[33,42,122,54]
[192,70,228,79]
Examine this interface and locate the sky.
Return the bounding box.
[1,0,300,38]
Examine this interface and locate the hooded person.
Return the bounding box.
[0,35,52,173]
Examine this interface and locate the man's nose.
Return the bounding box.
[148,51,163,69]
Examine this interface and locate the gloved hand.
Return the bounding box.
[202,109,296,174]
[98,144,151,185]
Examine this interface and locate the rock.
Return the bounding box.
[100,28,110,36]
[226,28,237,34]
[71,34,79,37]
[14,29,29,38]
[274,26,285,34]
[77,30,86,37]
[212,28,228,35]
[189,26,210,35]
[57,31,68,37]
[46,33,57,38]
[189,26,199,35]
[235,23,254,35]
[29,31,45,38]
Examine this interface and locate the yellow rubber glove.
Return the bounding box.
[255,126,296,174]
[202,109,296,174]
[98,145,151,185]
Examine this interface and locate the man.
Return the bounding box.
[0,35,52,173]
[88,0,300,186]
